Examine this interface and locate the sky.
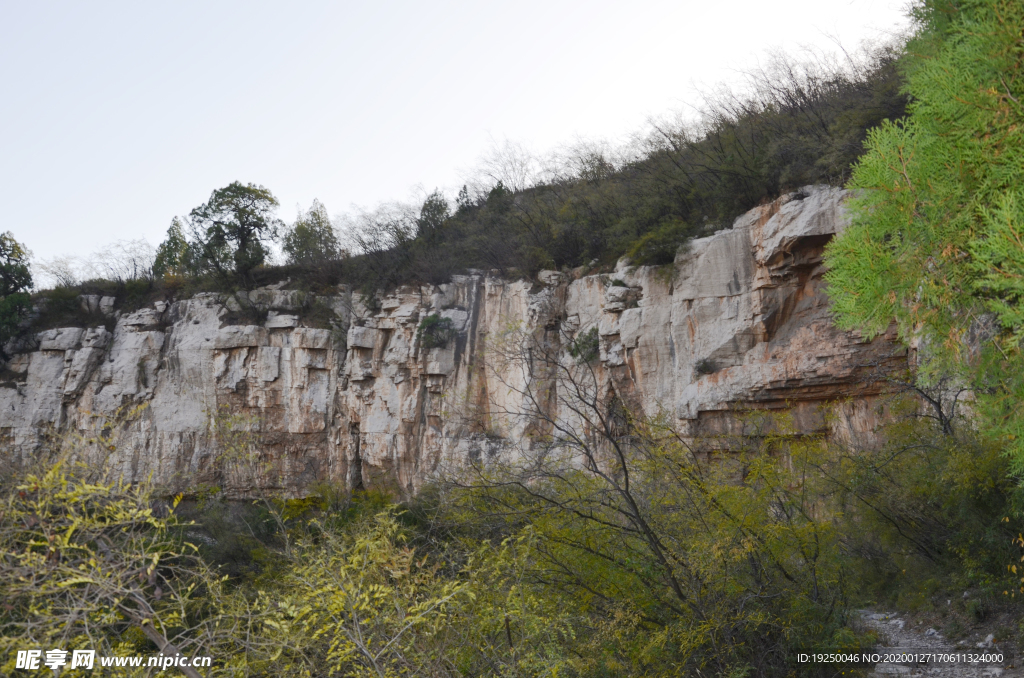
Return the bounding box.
[1,0,912,267]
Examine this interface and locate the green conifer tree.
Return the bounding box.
[281,200,339,265]
[0,232,32,358]
[152,217,191,278]
[825,0,1024,475]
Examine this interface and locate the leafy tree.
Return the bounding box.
[454,184,473,215]
[187,182,283,279]
[813,393,1018,600]
[282,199,341,265]
[0,232,32,358]
[824,0,1024,476]
[0,422,226,678]
[440,321,857,676]
[267,511,466,677]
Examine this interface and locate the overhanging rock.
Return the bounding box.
[0,186,906,496]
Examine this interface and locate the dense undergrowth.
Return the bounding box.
[0,392,1021,677]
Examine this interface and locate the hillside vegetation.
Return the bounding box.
[3,1,1024,676]
[24,41,907,322]
[346,43,907,288]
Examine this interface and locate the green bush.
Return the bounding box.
[435,413,866,677]
[120,278,153,311]
[694,357,717,375]
[816,396,1019,606]
[417,313,457,349]
[32,286,108,331]
[567,326,599,363]
[5,394,1020,676]
[624,218,691,265]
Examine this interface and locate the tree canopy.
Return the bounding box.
[824,0,1024,477]
[0,232,32,357]
[282,199,340,265]
[152,217,191,279]
[327,43,908,292]
[186,182,283,279]
[131,44,908,299]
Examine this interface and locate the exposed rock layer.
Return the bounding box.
[0,186,906,496]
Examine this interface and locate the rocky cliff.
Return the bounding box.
[0,186,907,496]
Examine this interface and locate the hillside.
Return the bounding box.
[3,3,1024,676]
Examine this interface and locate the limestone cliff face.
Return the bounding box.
[0,186,906,496]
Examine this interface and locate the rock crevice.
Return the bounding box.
[0,186,906,495]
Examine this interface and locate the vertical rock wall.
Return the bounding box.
[0,186,907,496]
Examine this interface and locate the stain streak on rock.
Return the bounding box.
[0,186,906,496]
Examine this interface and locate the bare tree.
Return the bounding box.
[436,315,846,675]
[85,239,156,283]
[471,138,539,194]
[339,202,417,291]
[33,240,155,289]
[33,255,82,288]
[542,137,623,184]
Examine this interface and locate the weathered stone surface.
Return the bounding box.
[293,328,332,350]
[38,328,83,351]
[265,313,298,329]
[100,297,116,316]
[82,327,110,349]
[64,347,105,397]
[80,295,100,314]
[538,270,566,286]
[80,295,116,317]
[347,326,377,349]
[619,308,642,349]
[424,347,455,375]
[215,326,267,349]
[257,347,281,382]
[122,309,161,327]
[0,186,906,497]
[440,308,469,331]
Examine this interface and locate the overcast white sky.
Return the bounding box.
[1,1,911,265]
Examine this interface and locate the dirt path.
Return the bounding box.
[861,611,1019,677]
